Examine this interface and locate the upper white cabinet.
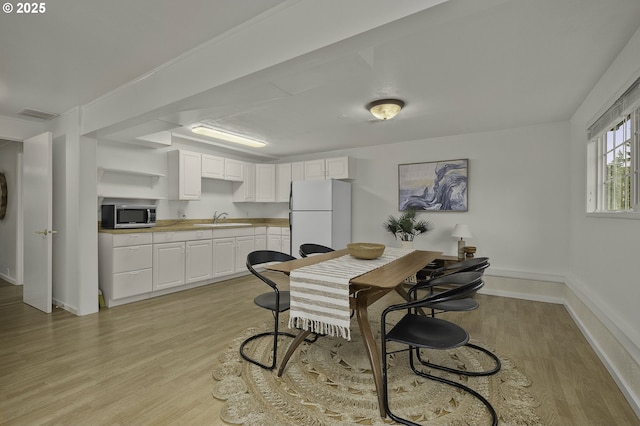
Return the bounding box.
[303,159,326,181]
[201,154,225,179]
[297,157,355,181]
[232,162,256,202]
[234,162,290,203]
[291,162,305,181]
[201,154,244,182]
[224,158,244,181]
[168,150,201,200]
[325,156,355,179]
[276,163,292,202]
[255,164,276,202]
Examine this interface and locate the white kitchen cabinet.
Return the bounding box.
[276,163,292,202]
[301,157,355,181]
[152,229,212,290]
[291,161,305,181]
[212,237,235,277]
[255,164,276,202]
[235,236,255,271]
[254,226,267,250]
[186,239,213,284]
[99,226,268,307]
[303,159,326,180]
[168,149,201,200]
[224,158,244,181]
[281,227,291,255]
[266,226,290,254]
[232,162,256,202]
[325,156,355,179]
[213,228,257,276]
[153,241,186,290]
[201,155,244,182]
[99,232,153,307]
[201,154,225,179]
[267,226,283,252]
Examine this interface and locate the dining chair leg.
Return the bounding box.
[239,311,298,370]
[416,342,501,376]
[409,348,498,426]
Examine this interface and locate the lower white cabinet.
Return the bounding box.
[186,239,213,283]
[235,236,255,271]
[153,242,186,290]
[282,227,291,256]
[213,237,235,277]
[213,228,256,276]
[266,226,290,254]
[99,232,153,307]
[99,226,287,307]
[254,227,267,250]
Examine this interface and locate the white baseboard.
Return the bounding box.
[483,269,640,419]
[52,297,79,315]
[0,272,18,285]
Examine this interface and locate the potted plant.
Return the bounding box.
[383,209,433,244]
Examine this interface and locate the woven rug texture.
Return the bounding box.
[212,307,542,425]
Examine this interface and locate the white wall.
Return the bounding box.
[569,26,640,413]
[286,122,571,276]
[0,141,22,283]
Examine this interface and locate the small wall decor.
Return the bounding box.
[0,172,7,220]
[398,159,468,211]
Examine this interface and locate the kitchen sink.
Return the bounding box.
[192,223,253,228]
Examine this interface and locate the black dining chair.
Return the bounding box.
[415,257,490,315]
[298,243,334,258]
[240,250,298,370]
[381,271,498,426]
[409,259,500,377]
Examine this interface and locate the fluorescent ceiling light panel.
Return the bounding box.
[191,126,266,148]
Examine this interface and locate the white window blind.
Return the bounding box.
[588,76,640,140]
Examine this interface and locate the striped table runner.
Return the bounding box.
[288,247,415,341]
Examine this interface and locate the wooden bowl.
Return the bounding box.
[347,243,385,260]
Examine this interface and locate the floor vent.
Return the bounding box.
[18,108,59,120]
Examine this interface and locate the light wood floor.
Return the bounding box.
[0,273,638,425]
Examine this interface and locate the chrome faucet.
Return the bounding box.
[213,211,228,223]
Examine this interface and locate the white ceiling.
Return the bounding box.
[2,0,640,158]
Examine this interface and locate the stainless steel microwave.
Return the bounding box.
[101,204,157,229]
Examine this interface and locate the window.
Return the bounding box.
[587,77,640,215]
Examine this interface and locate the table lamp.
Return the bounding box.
[452,224,472,260]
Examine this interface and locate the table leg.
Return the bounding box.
[355,291,387,418]
[277,329,312,377]
[395,284,427,316]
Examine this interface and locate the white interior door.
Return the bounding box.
[22,132,53,313]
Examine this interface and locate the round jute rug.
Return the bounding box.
[212,312,541,425]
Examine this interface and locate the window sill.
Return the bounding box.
[586,211,640,220]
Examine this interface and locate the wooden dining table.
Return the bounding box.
[265,248,442,417]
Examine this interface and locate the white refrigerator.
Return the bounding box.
[290,179,351,257]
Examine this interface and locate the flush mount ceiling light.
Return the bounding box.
[366,98,405,120]
[191,126,266,148]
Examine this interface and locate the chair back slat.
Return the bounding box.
[246,250,296,289]
[299,243,334,258]
[387,271,484,312]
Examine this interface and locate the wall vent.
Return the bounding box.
[18,108,59,120]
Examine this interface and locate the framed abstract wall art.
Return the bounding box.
[398,159,468,211]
